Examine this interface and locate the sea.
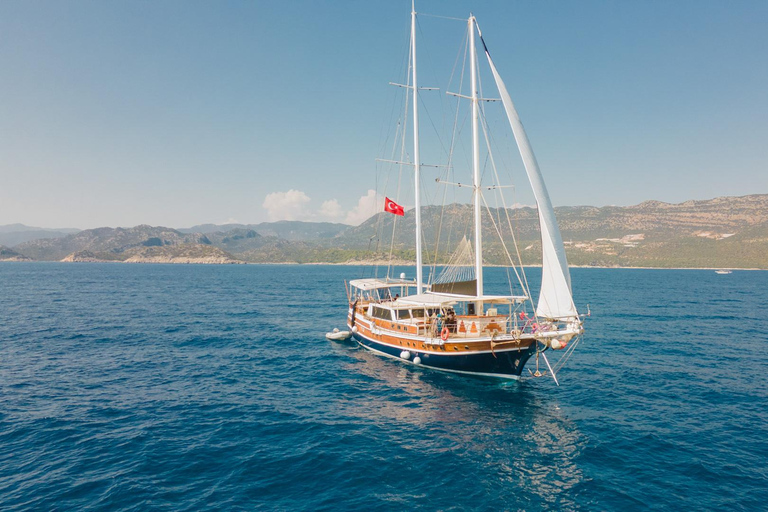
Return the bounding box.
[1,263,766,511]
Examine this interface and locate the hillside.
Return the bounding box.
[236,194,768,268]
[0,224,81,247]
[15,225,213,261]
[179,220,349,240]
[0,245,32,261]
[61,244,242,264]
[5,194,768,268]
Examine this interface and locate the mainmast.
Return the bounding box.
[411,1,424,293]
[469,16,483,298]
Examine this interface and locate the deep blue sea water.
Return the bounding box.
[1,263,767,511]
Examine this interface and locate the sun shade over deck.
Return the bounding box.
[396,292,528,307]
[349,278,416,291]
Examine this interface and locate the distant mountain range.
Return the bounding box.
[178,220,349,240]
[2,194,768,268]
[0,224,81,247]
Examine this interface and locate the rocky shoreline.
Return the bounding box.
[59,246,244,265]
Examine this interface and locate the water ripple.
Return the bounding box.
[1,264,767,510]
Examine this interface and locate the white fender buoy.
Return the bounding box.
[400,351,411,360]
[550,339,563,350]
[413,356,422,365]
[351,326,358,333]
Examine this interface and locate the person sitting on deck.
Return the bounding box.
[429,311,438,336]
[446,309,457,333]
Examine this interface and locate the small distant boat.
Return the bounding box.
[326,328,352,341]
[715,270,732,274]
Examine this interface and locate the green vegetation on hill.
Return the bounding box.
[5,194,768,268]
[0,245,31,261]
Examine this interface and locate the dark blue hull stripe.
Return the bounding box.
[353,332,537,379]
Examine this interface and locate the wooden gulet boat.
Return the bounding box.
[343,4,585,383]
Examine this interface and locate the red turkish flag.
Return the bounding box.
[384,197,405,216]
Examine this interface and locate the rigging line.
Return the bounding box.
[553,336,582,373]
[477,87,516,196]
[378,21,414,161]
[439,105,461,273]
[372,119,404,279]
[418,170,435,271]
[443,28,473,187]
[483,99,537,313]
[372,101,407,278]
[441,26,468,157]
[429,79,456,280]
[476,96,534,306]
[418,13,467,22]
[479,193,521,280]
[504,202,536,314]
[503,180,519,294]
[414,12,452,163]
[384,62,412,279]
[417,88,452,162]
[506,177,534,308]
[375,84,410,277]
[431,29,468,279]
[377,122,403,277]
[550,337,580,375]
[477,104,529,297]
[388,105,410,279]
[551,340,576,373]
[378,12,418,279]
[430,142,450,278]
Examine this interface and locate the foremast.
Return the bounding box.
[469,15,484,300]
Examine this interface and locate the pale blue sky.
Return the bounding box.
[1,0,766,229]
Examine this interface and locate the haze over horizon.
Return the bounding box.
[2,0,767,230]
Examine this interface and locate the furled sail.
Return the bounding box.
[431,236,477,296]
[481,37,578,320]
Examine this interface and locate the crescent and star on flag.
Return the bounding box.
[384,197,405,216]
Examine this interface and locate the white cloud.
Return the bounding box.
[262,189,311,221]
[345,189,379,225]
[319,199,343,220]
[261,189,381,225]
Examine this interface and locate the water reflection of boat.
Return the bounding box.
[332,344,585,506]
[342,3,585,383]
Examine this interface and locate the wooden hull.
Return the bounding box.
[348,312,538,379]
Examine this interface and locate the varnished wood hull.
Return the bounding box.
[352,331,536,379]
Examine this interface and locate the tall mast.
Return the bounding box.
[411,1,424,293]
[469,15,483,297]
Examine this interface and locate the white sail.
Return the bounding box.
[480,36,578,320]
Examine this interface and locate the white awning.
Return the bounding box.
[349,278,416,291]
[396,292,527,307]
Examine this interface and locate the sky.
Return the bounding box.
[1,0,767,229]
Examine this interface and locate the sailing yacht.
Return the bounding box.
[343,4,584,382]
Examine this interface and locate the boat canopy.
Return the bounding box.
[349,277,416,291]
[397,292,527,307]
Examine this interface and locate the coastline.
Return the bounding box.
[1,259,764,270]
